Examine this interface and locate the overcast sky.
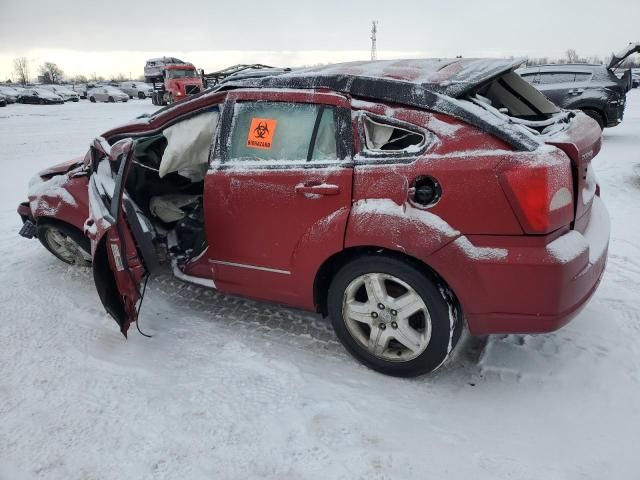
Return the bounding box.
[1,0,638,80]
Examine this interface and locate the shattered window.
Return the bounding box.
[363,116,425,152]
[228,102,337,162]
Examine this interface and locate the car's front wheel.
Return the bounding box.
[108,96,115,103]
[328,254,462,377]
[37,222,91,266]
[89,96,96,103]
[138,92,146,99]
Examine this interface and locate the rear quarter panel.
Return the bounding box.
[346,104,525,265]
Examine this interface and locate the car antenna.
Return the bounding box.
[135,275,153,338]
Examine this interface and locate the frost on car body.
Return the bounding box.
[17,58,610,377]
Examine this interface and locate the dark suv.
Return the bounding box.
[518,64,628,129]
[518,43,639,129]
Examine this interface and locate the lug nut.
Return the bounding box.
[391,309,398,316]
[378,303,385,310]
[379,323,387,330]
[391,321,398,329]
[371,312,378,319]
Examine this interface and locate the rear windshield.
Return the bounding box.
[469,72,569,135]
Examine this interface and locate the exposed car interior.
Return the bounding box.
[469,71,566,133]
[123,110,218,263]
[363,116,425,151]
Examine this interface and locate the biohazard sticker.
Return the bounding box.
[247,118,277,150]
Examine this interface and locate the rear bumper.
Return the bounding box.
[605,100,625,127]
[430,196,610,336]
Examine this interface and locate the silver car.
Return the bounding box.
[39,85,80,102]
[88,86,129,103]
[118,81,154,99]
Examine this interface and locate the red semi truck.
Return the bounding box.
[144,57,204,106]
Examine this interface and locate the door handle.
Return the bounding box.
[295,183,341,196]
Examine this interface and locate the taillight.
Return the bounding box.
[499,152,574,234]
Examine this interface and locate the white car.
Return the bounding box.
[88,86,129,103]
[118,81,154,99]
[39,85,80,102]
[0,85,21,103]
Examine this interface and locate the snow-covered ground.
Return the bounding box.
[1,94,639,479]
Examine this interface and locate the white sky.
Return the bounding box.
[0,0,638,80]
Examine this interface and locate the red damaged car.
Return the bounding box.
[17,59,610,377]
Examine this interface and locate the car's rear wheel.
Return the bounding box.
[327,254,462,377]
[108,96,115,103]
[582,109,605,130]
[89,96,96,103]
[37,222,91,266]
[138,92,146,99]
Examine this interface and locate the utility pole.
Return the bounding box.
[370,21,378,61]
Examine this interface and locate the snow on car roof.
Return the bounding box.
[216,58,539,152]
[229,58,526,98]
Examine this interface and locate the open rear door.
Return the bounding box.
[86,137,159,337]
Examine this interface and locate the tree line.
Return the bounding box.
[7,49,640,85]
[8,57,143,85]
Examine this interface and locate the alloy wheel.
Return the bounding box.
[342,273,432,362]
[45,228,90,264]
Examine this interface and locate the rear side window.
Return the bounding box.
[538,72,576,84]
[228,102,337,162]
[574,73,592,82]
[363,117,425,152]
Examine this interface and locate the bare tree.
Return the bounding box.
[13,57,30,86]
[111,73,127,82]
[565,49,579,64]
[69,74,88,84]
[38,62,64,84]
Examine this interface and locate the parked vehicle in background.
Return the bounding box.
[519,43,639,129]
[17,58,609,377]
[0,94,6,107]
[16,88,64,104]
[119,81,153,99]
[70,84,88,99]
[39,85,80,102]
[518,64,629,129]
[88,86,129,103]
[145,58,204,106]
[632,68,640,88]
[144,57,187,80]
[0,86,19,103]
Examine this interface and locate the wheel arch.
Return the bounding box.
[313,246,461,318]
[35,216,90,250]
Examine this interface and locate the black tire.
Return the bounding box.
[108,96,115,103]
[582,109,605,130]
[37,221,91,266]
[39,99,45,105]
[138,92,145,99]
[89,96,96,103]
[327,254,462,377]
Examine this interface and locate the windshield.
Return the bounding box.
[166,69,197,79]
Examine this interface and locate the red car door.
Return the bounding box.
[204,90,354,308]
[87,137,159,336]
